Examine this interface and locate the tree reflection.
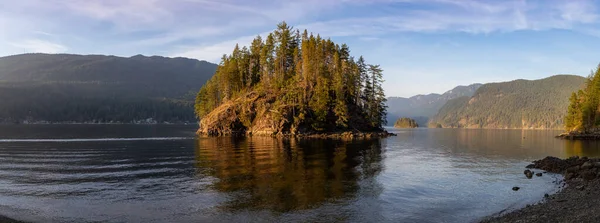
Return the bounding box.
[563,140,600,158]
[194,137,384,212]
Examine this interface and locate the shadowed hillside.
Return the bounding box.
[0,53,217,123]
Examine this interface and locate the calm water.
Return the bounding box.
[1,125,600,223]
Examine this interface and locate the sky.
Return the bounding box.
[1,0,600,97]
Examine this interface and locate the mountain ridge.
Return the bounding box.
[0,53,218,123]
[386,83,482,126]
[429,75,586,129]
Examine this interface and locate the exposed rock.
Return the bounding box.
[557,131,600,140]
[581,170,596,181]
[524,170,533,179]
[536,172,543,177]
[483,156,600,223]
[581,161,593,170]
[196,91,396,138]
[526,156,600,182]
[566,166,580,173]
[512,187,520,191]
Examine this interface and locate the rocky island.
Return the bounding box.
[393,117,419,128]
[195,22,392,138]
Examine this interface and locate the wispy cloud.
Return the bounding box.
[1,0,600,97]
[171,0,599,64]
[170,33,268,62]
[10,39,68,53]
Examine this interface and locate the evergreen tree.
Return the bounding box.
[564,64,600,131]
[195,22,388,133]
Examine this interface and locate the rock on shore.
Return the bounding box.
[482,156,600,223]
[556,131,600,140]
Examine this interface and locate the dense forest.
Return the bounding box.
[430,75,585,129]
[0,53,217,123]
[565,65,600,132]
[393,118,419,128]
[195,22,387,135]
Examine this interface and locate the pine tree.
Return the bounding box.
[195,22,388,133]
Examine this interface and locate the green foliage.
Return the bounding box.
[195,22,387,133]
[394,117,418,128]
[430,75,586,129]
[0,53,217,123]
[565,65,600,131]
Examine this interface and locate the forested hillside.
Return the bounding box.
[195,22,387,135]
[386,83,481,126]
[0,53,217,123]
[430,75,586,129]
[565,65,600,132]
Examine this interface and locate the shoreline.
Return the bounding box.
[556,131,600,140]
[196,130,397,139]
[481,156,600,223]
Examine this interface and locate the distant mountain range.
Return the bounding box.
[429,75,586,129]
[386,83,482,126]
[0,53,217,123]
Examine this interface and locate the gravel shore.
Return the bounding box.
[481,156,600,223]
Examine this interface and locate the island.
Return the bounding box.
[394,117,419,128]
[194,22,393,138]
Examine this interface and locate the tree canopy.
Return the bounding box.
[195,22,387,134]
[394,117,419,128]
[430,75,585,129]
[565,65,600,132]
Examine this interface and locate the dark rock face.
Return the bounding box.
[527,156,600,181]
[524,169,533,179]
[582,171,596,181]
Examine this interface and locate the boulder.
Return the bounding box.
[581,170,596,180]
[566,166,580,173]
[581,161,593,170]
[536,172,543,177]
[524,170,533,179]
[512,187,520,191]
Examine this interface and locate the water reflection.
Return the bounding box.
[194,137,385,213]
[564,140,600,158]
[392,129,600,159]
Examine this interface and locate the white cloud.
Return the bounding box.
[169,34,261,62]
[558,0,598,23]
[61,0,172,27]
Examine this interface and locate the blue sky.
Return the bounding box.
[1,0,599,97]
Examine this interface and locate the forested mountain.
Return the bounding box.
[386,83,481,126]
[565,65,600,132]
[430,75,586,129]
[0,53,217,123]
[196,22,387,136]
